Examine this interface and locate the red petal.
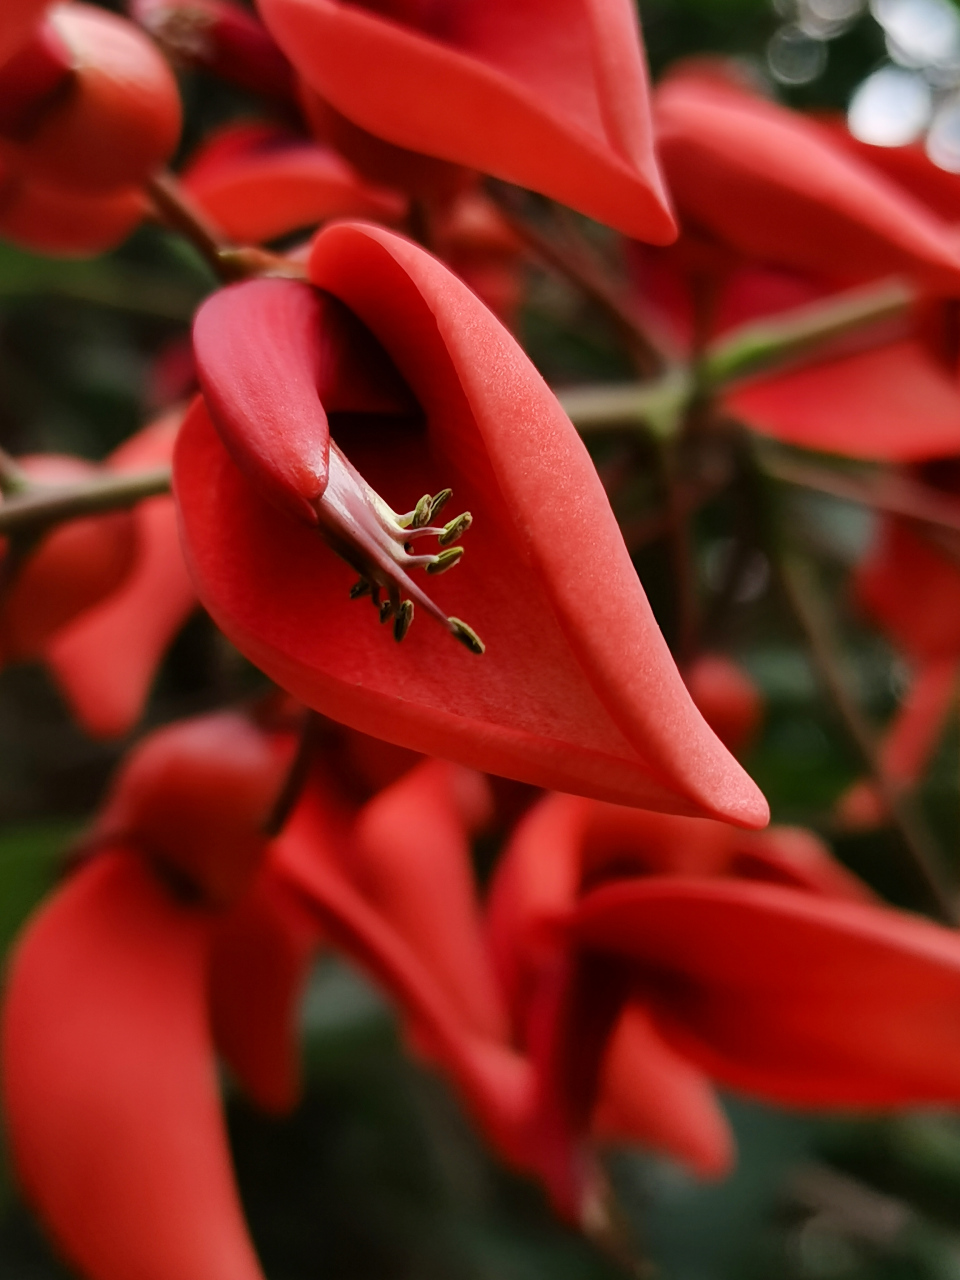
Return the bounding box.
[176,224,767,825]
[1,852,264,1280]
[45,411,196,738]
[210,865,321,1112]
[724,340,960,461]
[593,1001,733,1178]
[271,791,537,1169]
[573,878,960,1107]
[254,0,674,241]
[351,758,507,1041]
[183,123,406,243]
[92,712,289,907]
[656,77,960,291]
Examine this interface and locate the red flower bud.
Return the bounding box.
[15,3,181,195]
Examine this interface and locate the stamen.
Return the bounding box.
[312,442,483,653]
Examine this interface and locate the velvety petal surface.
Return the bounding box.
[255,0,675,240]
[176,223,767,825]
[1,852,264,1280]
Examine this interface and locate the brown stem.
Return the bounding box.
[778,552,955,924]
[0,467,171,536]
[145,171,307,284]
[484,182,667,378]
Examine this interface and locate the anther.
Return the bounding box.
[426,546,465,575]
[438,512,472,546]
[449,618,485,654]
[349,578,372,599]
[379,599,394,624]
[428,488,452,522]
[393,600,414,642]
[407,493,434,529]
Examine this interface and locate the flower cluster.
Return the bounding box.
[3,3,960,1278]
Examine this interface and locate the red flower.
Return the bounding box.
[253,0,675,241]
[684,653,763,756]
[177,221,767,823]
[1,713,296,1280]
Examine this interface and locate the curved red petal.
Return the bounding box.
[1,851,264,1280]
[271,792,537,1169]
[573,877,960,1107]
[255,0,674,241]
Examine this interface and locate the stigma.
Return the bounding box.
[312,441,484,654]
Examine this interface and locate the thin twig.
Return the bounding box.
[0,467,171,536]
[145,171,307,284]
[778,552,955,924]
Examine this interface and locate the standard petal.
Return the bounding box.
[1,851,265,1280]
[254,0,675,240]
[176,223,767,825]
[573,877,960,1107]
